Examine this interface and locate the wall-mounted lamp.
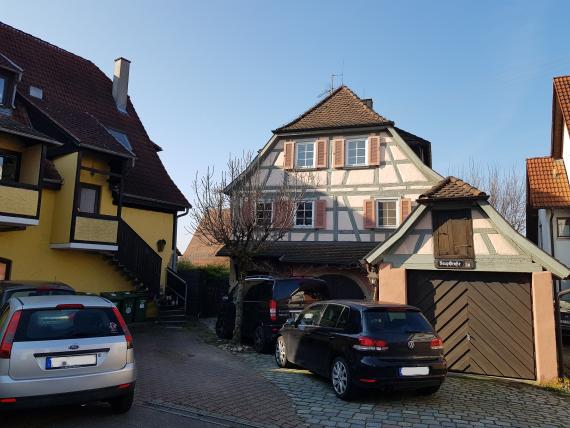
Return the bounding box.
[157,239,167,252]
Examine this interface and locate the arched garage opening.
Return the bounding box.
[318,274,366,300]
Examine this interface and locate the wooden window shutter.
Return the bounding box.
[316,139,328,169]
[363,199,376,229]
[274,200,294,229]
[368,136,380,166]
[379,137,388,164]
[433,210,474,259]
[450,211,474,259]
[400,198,412,224]
[283,141,294,170]
[433,211,452,257]
[315,200,327,228]
[333,139,345,168]
[242,197,255,225]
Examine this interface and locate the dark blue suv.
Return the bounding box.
[216,276,329,352]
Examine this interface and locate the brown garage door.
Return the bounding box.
[407,271,535,380]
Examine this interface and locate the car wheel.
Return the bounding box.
[417,385,441,396]
[254,326,270,353]
[216,318,232,340]
[109,391,134,414]
[275,336,292,368]
[331,357,356,400]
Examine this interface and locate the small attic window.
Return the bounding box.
[0,77,5,104]
[29,86,43,99]
[107,128,132,150]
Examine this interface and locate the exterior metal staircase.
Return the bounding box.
[102,220,162,296]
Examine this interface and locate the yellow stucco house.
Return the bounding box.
[0,22,190,297]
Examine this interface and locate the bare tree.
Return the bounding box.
[189,151,314,343]
[449,159,526,234]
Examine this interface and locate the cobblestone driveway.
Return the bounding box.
[3,322,305,428]
[200,320,570,428]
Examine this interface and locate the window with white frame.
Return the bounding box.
[256,202,273,225]
[558,218,570,238]
[295,201,314,227]
[295,142,315,168]
[376,199,398,228]
[345,138,367,166]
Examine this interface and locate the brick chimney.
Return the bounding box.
[112,57,130,113]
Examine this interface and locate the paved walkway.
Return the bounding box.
[199,319,570,428]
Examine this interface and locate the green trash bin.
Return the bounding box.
[100,292,123,310]
[119,291,136,323]
[134,292,148,322]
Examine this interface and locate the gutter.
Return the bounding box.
[550,208,565,378]
[171,208,189,270]
[122,192,191,210]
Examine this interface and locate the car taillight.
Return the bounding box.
[430,337,444,350]
[269,299,277,322]
[0,311,22,359]
[353,336,388,351]
[112,307,133,349]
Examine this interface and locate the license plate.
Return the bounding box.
[400,366,429,376]
[46,354,97,369]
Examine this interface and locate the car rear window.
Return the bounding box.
[7,289,74,301]
[364,310,433,334]
[275,280,328,302]
[15,307,123,342]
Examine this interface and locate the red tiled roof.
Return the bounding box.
[554,76,570,134]
[0,21,189,209]
[274,86,392,133]
[418,176,488,202]
[0,51,22,73]
[526,157,570,208]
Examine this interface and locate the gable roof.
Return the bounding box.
[418,176,488,202]
[552,76,570,158]
[554,76,570,133]
[363,200,570,279]
[274,86,392,133]
[526,156,570,208]
[0,21,189,210]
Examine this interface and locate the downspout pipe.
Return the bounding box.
[549,208,565,378]
[172,208,190,270]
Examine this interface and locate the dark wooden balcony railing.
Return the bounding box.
[117,220,162,298]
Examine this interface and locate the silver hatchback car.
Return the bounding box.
[0,295,136,413]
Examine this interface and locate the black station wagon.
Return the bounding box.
[275,300,447,400]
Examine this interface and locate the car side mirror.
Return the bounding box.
[285,317,296,326]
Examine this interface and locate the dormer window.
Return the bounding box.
[0,73,7,106]
[0,53,23,108]
[106,127,132,151]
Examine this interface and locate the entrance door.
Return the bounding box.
[407,271,535,380]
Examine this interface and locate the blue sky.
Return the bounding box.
[3,1,570,249]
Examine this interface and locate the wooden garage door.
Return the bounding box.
[407,271,535,380]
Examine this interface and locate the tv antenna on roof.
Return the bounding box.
[318,72,344,98]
